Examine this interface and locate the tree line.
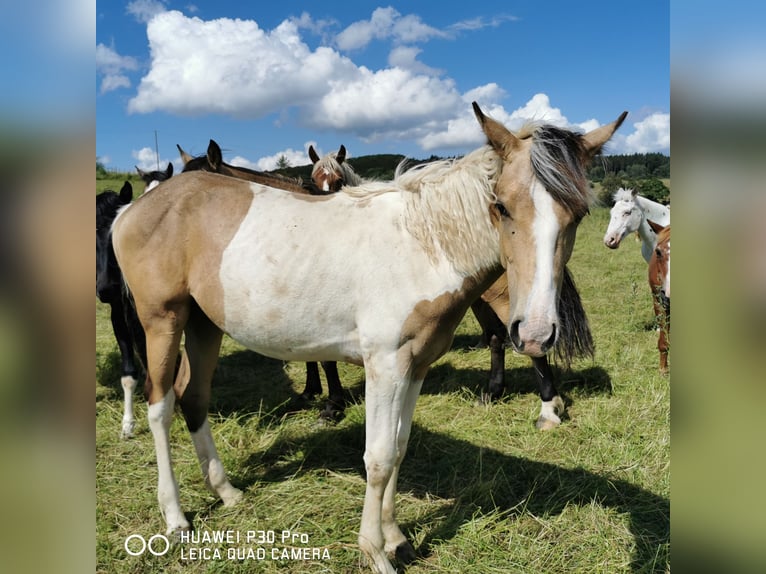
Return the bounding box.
[589,152,670,205]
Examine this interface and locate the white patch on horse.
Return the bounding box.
[218,185,466,366]
[526,179,559,328]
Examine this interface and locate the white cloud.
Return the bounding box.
[127,0,168,23]
[335,7,447,51]
[388,46,441,75]
[132,146,174,172]
[622,112,670,153]
[96,43,138,94]
[128,12,358,116]
[307,67,462,137]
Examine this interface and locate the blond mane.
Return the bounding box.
[341,146,502,276]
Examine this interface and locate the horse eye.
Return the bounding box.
[494,202,511,218]
[655,248,663,258]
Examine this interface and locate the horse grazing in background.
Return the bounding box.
[313,143,592,429]
[136,162,174,192]
[648,221,670,374]
[603,187,670,262]
[178,138,342,419]
[96,181,146,438]
[112,102,625,573]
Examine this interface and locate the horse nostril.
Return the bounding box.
[541,324,557,354]
[509,320,523,351]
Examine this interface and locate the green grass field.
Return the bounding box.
[96,206,669,573]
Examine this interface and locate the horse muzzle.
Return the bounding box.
[603,235,620,249]
[509,320,557,357]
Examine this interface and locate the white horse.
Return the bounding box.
[603,187,670,262]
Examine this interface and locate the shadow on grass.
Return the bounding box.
[209,350,366,425]
[236,419,667,573]
[422,361,613,402]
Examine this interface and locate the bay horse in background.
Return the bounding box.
[603,187,670,262]
[178,138,344,420]
[314,143,592,429]
[136,162,174,192]
[97,181,146,438]
[177,139,320,194]
[648,221,670,374]
[112,102,625,573]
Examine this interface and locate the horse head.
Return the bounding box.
[96,181,133,301]
[604,187,641,249]
[309,144,350,194]
[136,162,174,192]
[648,220,670,301]
[473,102,626,357]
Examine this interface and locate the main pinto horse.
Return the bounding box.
[604,187,670,262]
[96,181,146,438]
[648,221,670,374]
[177,139,347,419]
[112,102,625,574]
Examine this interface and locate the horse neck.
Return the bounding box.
[634,195,670,262]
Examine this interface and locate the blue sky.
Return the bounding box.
[96,1,669,173]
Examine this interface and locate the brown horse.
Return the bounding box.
[648,220,670,374]
[112,102,625,573]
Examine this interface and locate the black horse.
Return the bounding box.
[97,181,145,437]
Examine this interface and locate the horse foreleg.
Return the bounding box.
[176,306,242,507]
[380,377,422,563]
[358,359,410,574]
[109,300,139,438]
[484,334,506,403]
[319,361,345,421]
[301,362,322,399]
[658,300,670,375]
[532,356,565,430]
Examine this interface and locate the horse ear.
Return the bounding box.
[165,162,174,177]
[207,139,222,170]
[647,219,665,234]
[135,166,146,178]
[119,181,133,203]
[630,188,638,197]
[472,101,520,156]
[308,145,320,164]
[582,111,628,157]
[336,145,346,164]
[177,144,193,165]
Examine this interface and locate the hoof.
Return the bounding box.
[318,406,345,423]
[387,541,417,564]
[221,487,243,507]
[535,416,561,431]
[120,421,134,439]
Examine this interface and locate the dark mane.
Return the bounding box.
[530,125,594,220]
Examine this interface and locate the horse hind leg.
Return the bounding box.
[175,303,242,507]
[141,303,190,535]
[319,361,346,421]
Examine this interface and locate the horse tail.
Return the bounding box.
[553,266,595,366]
[120,279,147,372]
